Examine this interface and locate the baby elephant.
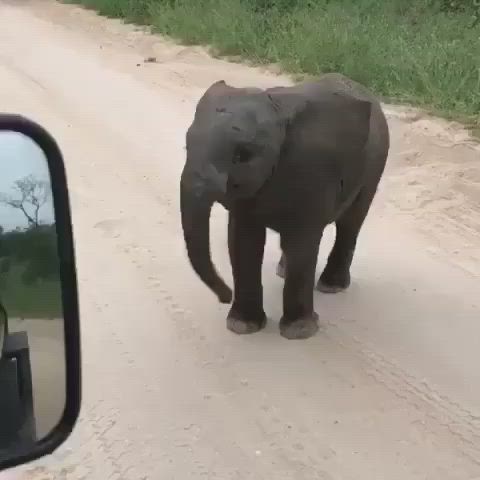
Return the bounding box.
[180,73,390,339]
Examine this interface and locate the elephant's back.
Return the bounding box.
[312,73,390,166]
[287,74,389,158]
[313,73,380,105]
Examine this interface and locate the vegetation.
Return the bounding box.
[0,224,62,319]
[0,174,61,319]
[64,0,480,126]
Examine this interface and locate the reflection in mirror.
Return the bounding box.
[0,132,65,459]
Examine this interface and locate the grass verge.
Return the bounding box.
[64,0,479,126]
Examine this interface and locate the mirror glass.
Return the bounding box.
[0,132,65,459]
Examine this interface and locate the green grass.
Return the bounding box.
[64,0,480,126]
[0,263,62,319]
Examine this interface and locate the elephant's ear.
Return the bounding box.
[267,88,372,154]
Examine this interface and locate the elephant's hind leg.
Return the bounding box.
[227,212,267,335]
[317,187,376,293]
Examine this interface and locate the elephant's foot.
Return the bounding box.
[279,312,319,340]
[316,269,351,294]
[227,308,267,335]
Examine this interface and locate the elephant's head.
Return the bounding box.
[180,79,372,303]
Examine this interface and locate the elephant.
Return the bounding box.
[180,73,390,340]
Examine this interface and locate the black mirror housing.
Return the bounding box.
[0,114,81,472]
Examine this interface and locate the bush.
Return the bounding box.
[0,225,60,284]
[0,225,62,318]
[0,258,11,274]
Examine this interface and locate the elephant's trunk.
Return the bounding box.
[180,167,232,304]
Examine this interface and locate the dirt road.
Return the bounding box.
[1,1,479,478]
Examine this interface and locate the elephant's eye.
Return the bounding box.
[232,145,252,164]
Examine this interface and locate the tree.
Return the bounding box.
[0,175,50,228]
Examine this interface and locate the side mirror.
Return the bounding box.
[0,114,81,472]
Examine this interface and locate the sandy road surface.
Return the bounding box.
[1,1,480,478]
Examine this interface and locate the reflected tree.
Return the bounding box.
[0,175,50,228]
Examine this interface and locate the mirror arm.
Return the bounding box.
[3,332,37,444]
[1,299,9,337]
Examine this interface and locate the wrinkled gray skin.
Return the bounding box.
[180,73,390,340]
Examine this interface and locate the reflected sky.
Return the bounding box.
[0,132,54,231]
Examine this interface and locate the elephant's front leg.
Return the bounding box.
[279,231,321,340]
[227,211,267,334]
